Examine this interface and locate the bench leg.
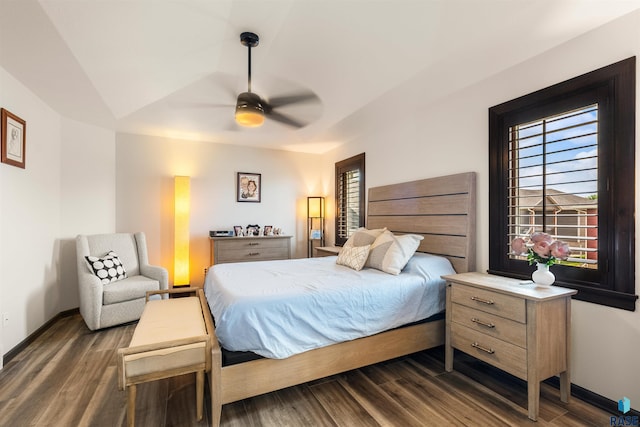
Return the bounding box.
[196,370,204,421]
[127,384,137,427]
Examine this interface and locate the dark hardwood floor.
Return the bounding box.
[0,313,616,426]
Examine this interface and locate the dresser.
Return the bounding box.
[209,235,292,266]
[443,272,577,421]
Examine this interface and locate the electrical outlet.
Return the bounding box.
[2,312,8,327]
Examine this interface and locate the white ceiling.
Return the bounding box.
[1,0,639,153]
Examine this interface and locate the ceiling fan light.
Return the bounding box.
[235,92,265,127]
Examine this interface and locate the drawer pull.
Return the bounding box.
[470,296,494,305]
[471,342,495,354]
[248,252,260,256]
[471,318,495,328]
[248,242,260,246]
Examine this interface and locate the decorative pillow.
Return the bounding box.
[85,251,128,284]
[366,230,424,275]
[336,245,371,271]
[343,227,386,248]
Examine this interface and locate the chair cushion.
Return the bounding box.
[85,251,127,284]
[103,275,160,305]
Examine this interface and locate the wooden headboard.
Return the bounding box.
[367,172,476,273]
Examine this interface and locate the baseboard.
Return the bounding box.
[2,308,80,365]
[545,376,640,418]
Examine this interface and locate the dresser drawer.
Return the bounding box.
[216,238,288,251]
[451,284,526,323]
[451,303,526,348]
[451,323,527,380]
[217,247,290,263]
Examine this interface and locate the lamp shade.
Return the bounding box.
[174,176,190,286]
[235,92,265,127]
[307,196,324,218]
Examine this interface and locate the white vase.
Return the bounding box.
[532,262,555,287]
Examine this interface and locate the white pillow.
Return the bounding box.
[366,230,424,275]
[336,245,371,271]
[343,227,386,248]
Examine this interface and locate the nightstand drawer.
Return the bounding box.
[451,284,526,323]
[451,323,527,380]
[451,303,526,348]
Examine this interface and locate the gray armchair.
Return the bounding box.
[76,232,168,331]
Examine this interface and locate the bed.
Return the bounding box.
[206,172,476,426]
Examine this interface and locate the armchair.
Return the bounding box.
[76,232,168,331]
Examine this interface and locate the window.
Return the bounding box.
[335,153,365,246]
[488,57,637,311]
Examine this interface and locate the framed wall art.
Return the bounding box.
[237,172,261,202]
[1,108,26,169]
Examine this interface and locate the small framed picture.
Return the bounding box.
[310,229,322,240]
[233,226,243,236]
[263,225,273,236]
[237,172,261,203]
[1,108,26,169]
[246,225,259,236]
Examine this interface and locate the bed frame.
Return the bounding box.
[209,171,476,426]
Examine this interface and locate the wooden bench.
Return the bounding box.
[117,288,214,427]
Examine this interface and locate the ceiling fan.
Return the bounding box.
[235,32,320,128]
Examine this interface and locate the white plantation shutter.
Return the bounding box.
[508,105,598,269]
[335,153,365,246]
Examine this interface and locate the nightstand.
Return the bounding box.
[314,246,341,257]
[443,272,577,421]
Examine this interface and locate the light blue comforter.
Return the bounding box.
[204,252,455,359]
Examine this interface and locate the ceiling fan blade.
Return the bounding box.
[266,92,320,108]
[266,110,307,128]
[168,101,234,109]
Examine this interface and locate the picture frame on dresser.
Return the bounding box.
[237,172,261,202]
[1,108,26,169]
[233,226,243,236]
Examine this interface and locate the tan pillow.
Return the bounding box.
[366,230,424,275]
[343,227,386,248]
[336,245,371,271]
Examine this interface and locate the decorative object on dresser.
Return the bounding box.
[1,108,26,169]
[443,272,577,421]
[209,235,292,266]
[307,196,325,257]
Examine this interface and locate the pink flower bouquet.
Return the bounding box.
[511,232,571,266]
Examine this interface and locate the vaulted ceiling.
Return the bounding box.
[1,0,639,153]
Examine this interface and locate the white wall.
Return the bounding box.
[115,133,327,287]
[58,117,116,312]
[0,67,116,368]
[0,67,62,368]
[325,10,640,406]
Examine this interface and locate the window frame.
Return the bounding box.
[335,153,365,246]
[488,57,637,311]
